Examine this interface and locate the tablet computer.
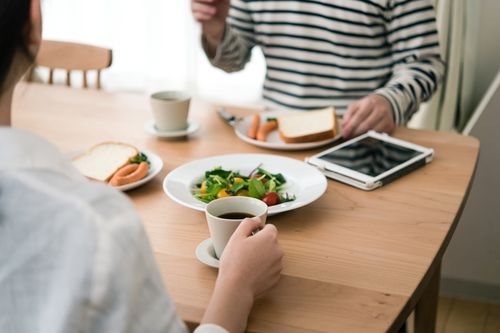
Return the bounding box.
[305,131,434,190]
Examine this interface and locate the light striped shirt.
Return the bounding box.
[204,0,445,125]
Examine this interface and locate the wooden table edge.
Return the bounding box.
[388,136,480,333]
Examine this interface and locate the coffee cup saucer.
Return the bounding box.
[144,120,200,138]
[195,238,220,268]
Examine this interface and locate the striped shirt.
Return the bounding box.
[203,0,445,125]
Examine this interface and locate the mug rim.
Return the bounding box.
[206,196,268,221]
[150,90,190,103]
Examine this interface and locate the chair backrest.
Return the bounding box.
[28,40,112,89]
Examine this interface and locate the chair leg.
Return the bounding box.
[83,71,88,89]
[66,71,71,87]
[48,69,54,85]
[97,70,101,90]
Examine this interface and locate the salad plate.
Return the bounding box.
[163,154,327,215]
[114,150,163,191]
[233,111,342,151]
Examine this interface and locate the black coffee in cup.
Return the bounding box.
[218,212,255,219]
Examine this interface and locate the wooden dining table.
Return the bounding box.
[12,83,479,333]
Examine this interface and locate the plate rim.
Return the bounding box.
[144,120,200,138]
[163,153,327,215]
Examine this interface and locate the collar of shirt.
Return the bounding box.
[0,127,84,181]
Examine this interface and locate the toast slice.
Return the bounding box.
[278,107,337,143]
[72,142,139,182]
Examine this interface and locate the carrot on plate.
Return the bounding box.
[247,114,260,139]
[257,120,278,141]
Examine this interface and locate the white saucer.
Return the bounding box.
[195,238,220,268]
[144,120,200,138]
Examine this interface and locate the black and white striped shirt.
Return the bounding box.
[204,0,445,125]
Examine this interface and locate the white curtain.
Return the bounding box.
[43,0,494,127]
[41,0,265,104]
[409,0,493,132]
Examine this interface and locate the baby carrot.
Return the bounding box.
[257,120,278,141]
[247,114,260,139]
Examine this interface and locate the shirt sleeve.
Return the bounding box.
[202,0,256,72]
[374,0,445,125]
[82,187,189,333]
[194,323,230,333]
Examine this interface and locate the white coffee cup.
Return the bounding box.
[205,196,268,259]
[150,91,190,132]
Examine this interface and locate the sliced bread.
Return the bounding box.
[72,142,139,182]
[278,107,337,143]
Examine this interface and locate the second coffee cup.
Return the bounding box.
[150,91,190,132]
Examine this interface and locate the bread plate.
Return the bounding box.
[68,149,163,192]
[234,111,342,151]
[114,150,163,191]
[163,153,327,215]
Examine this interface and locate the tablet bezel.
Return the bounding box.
[305,131,434,190]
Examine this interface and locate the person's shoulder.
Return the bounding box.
[1,167,142,241]
[58,177,144,238]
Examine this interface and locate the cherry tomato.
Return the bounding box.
[262,192,280,206]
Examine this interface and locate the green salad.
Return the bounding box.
[194,166,296,206]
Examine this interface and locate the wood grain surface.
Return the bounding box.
[12,83,480,332]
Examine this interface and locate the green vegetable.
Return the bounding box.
[248,178,266,199]
[266,179,277,193]
[228,181,246,195]
[193,165,295,205]
[130,152,150,165]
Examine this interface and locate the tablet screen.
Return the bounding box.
[317,137,422,177]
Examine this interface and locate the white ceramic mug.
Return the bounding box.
[205,196,268,259]
[150,91,190,132]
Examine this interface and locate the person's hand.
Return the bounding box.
[218,217,283,299]
[191,0,229,46]
[342,94,396,139]
[200,218,283,332]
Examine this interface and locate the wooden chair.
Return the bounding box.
[28,40,112,89]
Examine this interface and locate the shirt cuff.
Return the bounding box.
[201,24,231,65]
[193,323,230,333]
[373,88,404,125]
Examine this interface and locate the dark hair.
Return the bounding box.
[0,0,32,91]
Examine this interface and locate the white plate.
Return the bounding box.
[196,238,220,268]
[163,153,327,215]
[144,120,200,138]
[234,111,341,151]
[114,150,163,191]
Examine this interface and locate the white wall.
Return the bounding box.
[441,71,500,302]
[440,0,500,302]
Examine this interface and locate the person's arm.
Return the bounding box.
[197,218,283,333]
[343,0,445,138]
[375,0,445,124]
[192,0,256,72]
[88,197,280,333]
